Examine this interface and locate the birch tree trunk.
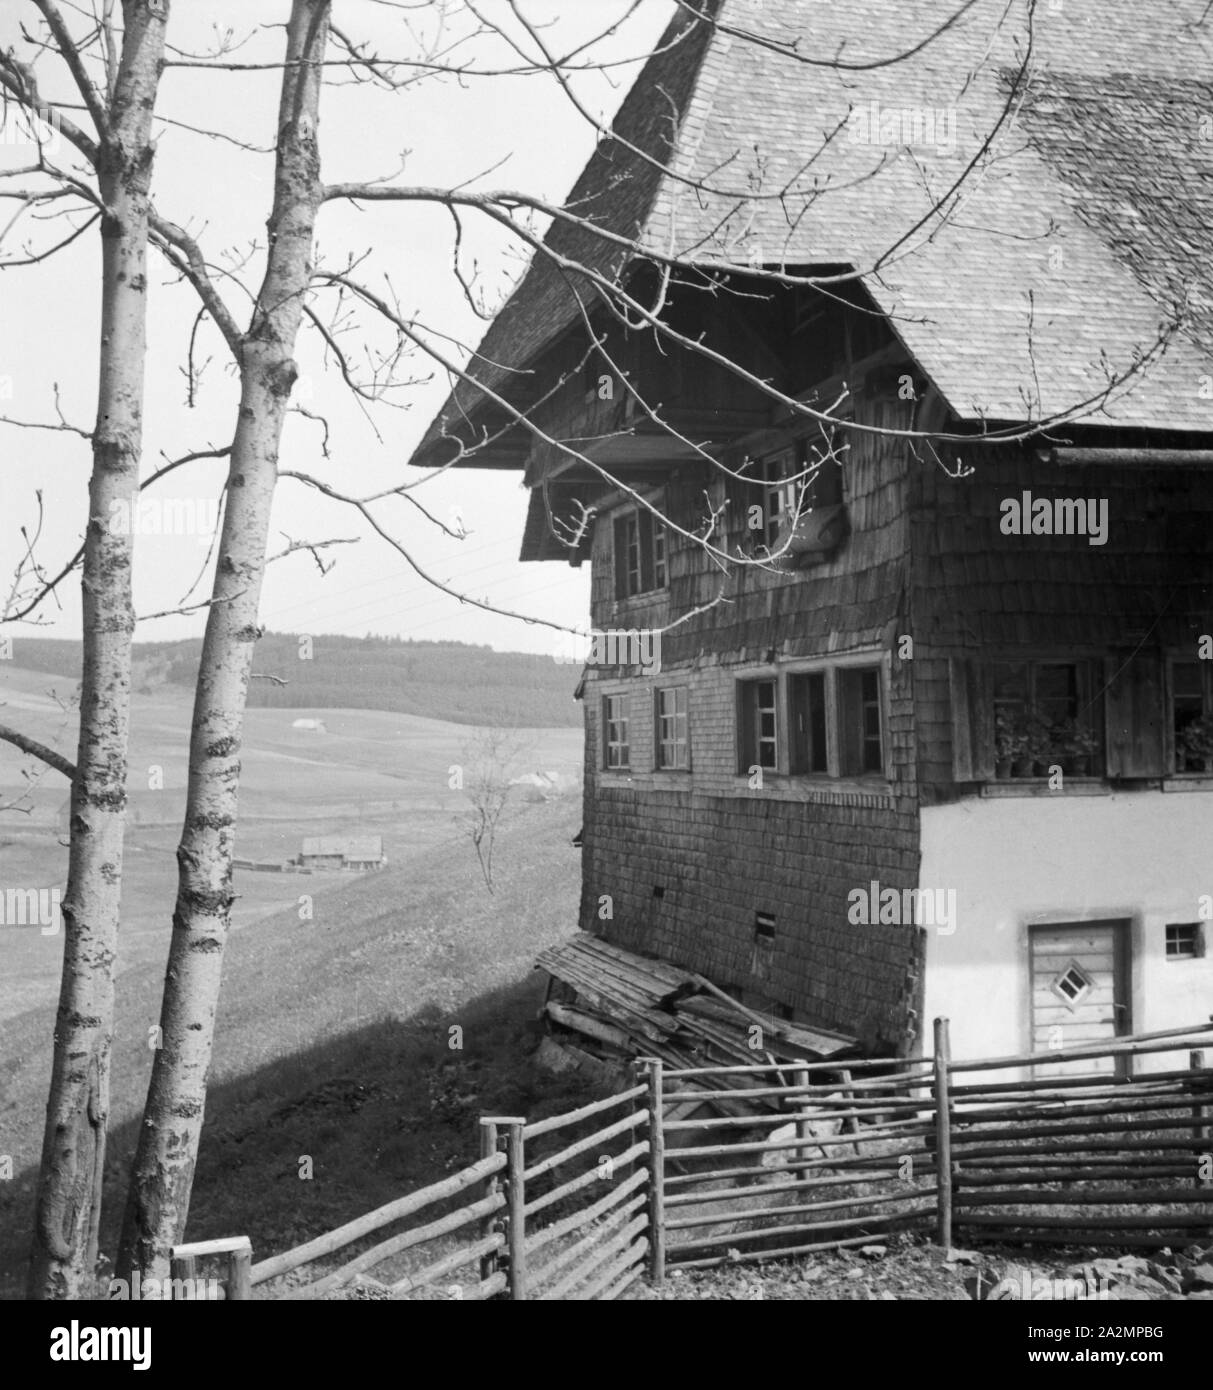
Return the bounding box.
[116,0,332,1286]
[27,1,167,1300]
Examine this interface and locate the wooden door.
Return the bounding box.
[1030,921,1131,1077]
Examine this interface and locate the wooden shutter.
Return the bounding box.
[612,515,628,600]
[638,510,655,592]
[1104,653,1166,777]
[949,657,995,782]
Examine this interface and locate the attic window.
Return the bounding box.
[1051,961,1093,1008]
[754,912,776,942]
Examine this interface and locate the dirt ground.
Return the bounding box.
[632,1233,1213,1301]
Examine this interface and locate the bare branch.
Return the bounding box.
[0,721,76,779]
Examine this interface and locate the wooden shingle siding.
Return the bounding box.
[912,443,1213,791]
[578,383,924,1052]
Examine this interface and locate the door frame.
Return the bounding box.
[1027,919,1133,1079]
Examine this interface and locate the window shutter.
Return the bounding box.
[1104,653,1165,777]
[613,516,628,600]
[949,658,994,781]
[638,510,655,592]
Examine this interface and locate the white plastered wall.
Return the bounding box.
[919,792,1213,1074]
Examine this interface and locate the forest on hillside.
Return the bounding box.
[5,634,581,728]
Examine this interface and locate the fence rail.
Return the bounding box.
[178,1019,1213,1299]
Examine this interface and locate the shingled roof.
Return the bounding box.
[413,0,1213,464]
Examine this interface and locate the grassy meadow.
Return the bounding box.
[0,661,586,1296]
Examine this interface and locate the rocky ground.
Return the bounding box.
[632,1233,1213,1301]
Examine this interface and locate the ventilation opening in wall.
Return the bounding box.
[751,912,775,983]
[652,885,665,901]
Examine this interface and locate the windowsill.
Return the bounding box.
[1162,775,1213,793]
[981,778,1110,798]
[733,773,896,802]
[609,589,668,606]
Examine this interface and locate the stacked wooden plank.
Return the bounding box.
[536,934,859,1099]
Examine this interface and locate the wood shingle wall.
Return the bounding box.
[577,386,925,1053]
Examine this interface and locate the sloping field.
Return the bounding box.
[0,668,586,1296]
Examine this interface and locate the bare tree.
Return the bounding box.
[458,722,533,892]
[2,0,167,1298]
[0,0,1188,1298]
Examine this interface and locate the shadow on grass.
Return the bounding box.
[1,973,602,1297]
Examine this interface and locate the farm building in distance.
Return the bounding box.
[297,836,386,872]
[292,717,328,733]
[410,0,1213,1076]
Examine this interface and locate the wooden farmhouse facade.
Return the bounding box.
[410,0,1213,1071]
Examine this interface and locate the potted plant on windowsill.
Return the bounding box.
[994,708,1028,779]
[1054,717,1100,777]
[1025,710,1055,778]
[1177,715,1213,773]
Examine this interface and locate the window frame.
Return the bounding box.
[837,663,887,778]
[602,692,631,771]
[1168,656,1213,775]
[989,655,1103,780]
[736,654,890,783]
[612,506,669,599]
[1165,922,1203,960]
[655,685,691,771]
[737,676,780,774]
[788,669,832,776]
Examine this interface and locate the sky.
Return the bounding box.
[0,0,675,656]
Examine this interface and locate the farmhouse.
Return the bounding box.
[409,0,1213,1074]
[298,836,386,872]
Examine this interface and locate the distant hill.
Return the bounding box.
[5,633,581,727]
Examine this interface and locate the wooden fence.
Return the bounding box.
[177,1020,1213,1298]
[654,1020,1213,1274]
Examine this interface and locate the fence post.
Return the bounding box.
[1191,1051,1208,1189]
[169,1254,195,1301]
[479,1117,502,1285]
[792,1065,812,1186]
[933,1016,953,1249]
[640,1057,666,1285]
[501,1117,528,1301]
[227,1245,252,1301]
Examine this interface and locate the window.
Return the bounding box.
[1165,923,1202,959]
[737,431,847,563]
[603,694,630,770]
[652,523,667,589]
[1051,960,1094,1008]
[737,661,889,781]
[838,666,885,776]
[613,509,667,598]
[804,424,845,509]
[991,658,1101,778]
[1172,660,1213,773]
[789,670,829,774]
[739,678,779,772]
[655,686,690,770]
[758,448,800,551]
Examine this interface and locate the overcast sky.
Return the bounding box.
[0,1,674,656]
